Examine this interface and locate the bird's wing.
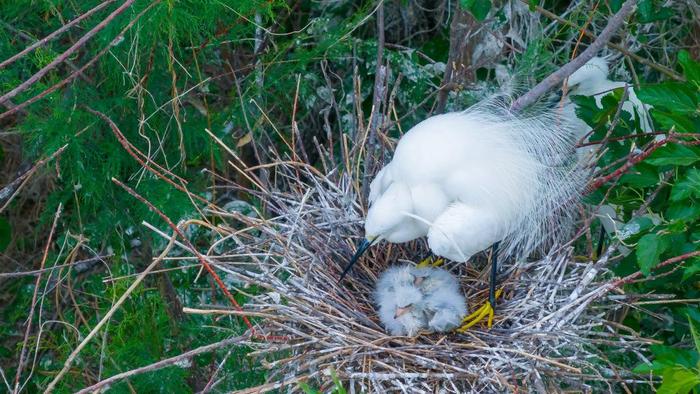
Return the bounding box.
[427,203,508,263]
[368,165,393,205]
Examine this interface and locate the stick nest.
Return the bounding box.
[208,161,651,393]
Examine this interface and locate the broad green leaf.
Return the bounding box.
[658,368,700,394]
[619,163,659,187]
[671,169,700,201]
[637,0,653,22]
[690,316,700,354]
[638,83,698,113]
[461,0,491,21]
[647,144,700,166]
[682,259,700,281]
[636,233,669,275]
[667,204,700,222]
[679,50,700,85]
[527,0,537,11]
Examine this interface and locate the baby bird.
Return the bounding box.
[412,266,467,332]
[374,264,467,335]
[374,265,426,336]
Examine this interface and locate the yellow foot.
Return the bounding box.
[416,256,444,268]
[457,288,503,332]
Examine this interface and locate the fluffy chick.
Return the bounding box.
[374,265,427,336]
[412,266,467,332]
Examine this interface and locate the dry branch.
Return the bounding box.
[0,0,136,106]
[511,0,637,112]
[0,1,116,69]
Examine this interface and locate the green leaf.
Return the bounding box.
[638,83,699,113]
[647,144,700,166]
[0,217,10,252]
[690,316,700,354]
[461,0,491,21]
[636,233,669,275]
[619,163,660,187]
[527,0,537,11]
[657,367,700,394]
[667,204,700,222]
[679,50,700,85]
[671,169,700,201]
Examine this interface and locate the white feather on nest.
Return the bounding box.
[199,159,653,393]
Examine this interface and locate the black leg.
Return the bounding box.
[595,225,606,259]
[489,242,500,308]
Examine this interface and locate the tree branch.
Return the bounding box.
[0,0,135,106]
[510,0,638,112]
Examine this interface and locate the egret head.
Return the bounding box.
[339,183,414,282]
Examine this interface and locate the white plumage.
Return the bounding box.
[565,56,655,164]
[363,99,584,264]
[413,266,467,332]
[374,265,427,336]
[374,264,467,335]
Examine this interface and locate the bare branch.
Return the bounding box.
[0,1,116,69]
[511,0,638,112]
[0,0,136,106]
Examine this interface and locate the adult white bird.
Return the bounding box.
[342,98,585,328]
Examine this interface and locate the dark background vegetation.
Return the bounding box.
[0,0,699,392]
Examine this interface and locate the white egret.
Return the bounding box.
[343,98,585,329]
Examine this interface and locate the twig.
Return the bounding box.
[614,250,700,286]
[0,144,68,213]
[510,0,638,112]
[43,225,177,393]
[587,135,693,191]
[74,335,247,394]
[0,1,159,120]
[0,255,111,278]
[0,21,93,83]
[525,0,683,81]
[0,1,116,69]
[13,204,62,394]
[362,0,386,199]
[111,179,285,342]
[0,0,136,106]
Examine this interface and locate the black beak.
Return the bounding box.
[339,238,373,283]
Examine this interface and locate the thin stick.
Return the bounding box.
[525,0,683,81]
[614,250,700,286]
[74,335,247,394]
[43,226,177,393]
[0,1,116,69]
[13,204,62,394]
[362,0,386,199]
[511,0,638,112]
[0,144,68,213]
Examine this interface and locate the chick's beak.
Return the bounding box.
[394,306,410,319]
[338,238,374,283]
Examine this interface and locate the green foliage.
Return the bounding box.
[1,0,699,391]
[460,0,491,21]
[575,53,700,389]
